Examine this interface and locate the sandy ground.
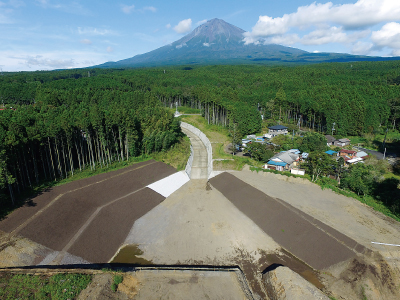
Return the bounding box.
[230,167,400,299]
[131,269,249,300]
[123,179,280,264]
[209,172,356,270]
[122,179,282,298]
[230,168,400,253]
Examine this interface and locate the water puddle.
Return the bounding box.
[110,244,153,265]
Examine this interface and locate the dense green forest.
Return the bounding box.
[1,61,400,206]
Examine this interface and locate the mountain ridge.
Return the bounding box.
[96,18,400,68]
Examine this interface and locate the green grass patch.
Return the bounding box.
[151,136,191,170]
[177,106,201,114]
[111,274,124,292]
[0,273,92,300]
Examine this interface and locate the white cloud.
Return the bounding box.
[265,34,300,46]
[80,39,92,45]
[77,27,116,36]
[121,4,156,14]
[143,6,156,13]
[351,41,373,55]
[0,50,109,71]
[197,19,207,26]
[25,55,75,68]
[106,46,113,53]
[121,4,135,14]
[35,0,89,15]
[174,19,192,34]
[203,42,210,47]
[300,26,369,45]
[244,0,400,44]
[371,22,400,51]
[166,23,171,29]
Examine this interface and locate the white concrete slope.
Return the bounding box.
[147,171,190,197]
[181,127,209,179]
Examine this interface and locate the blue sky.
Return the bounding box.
[1,0,400,71]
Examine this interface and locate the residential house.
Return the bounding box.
[339,149,357,158]
[334,138,351,147]
[266,125,288,138]
[263,151,300,171]
[325,135,336,146]
[356,151,368,158]
[339,149,357,163]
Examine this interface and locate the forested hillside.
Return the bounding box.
[0,68,182,206]
[1,61,400,205]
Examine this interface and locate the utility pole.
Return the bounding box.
[331,122,335,136]
[382,128,389,159]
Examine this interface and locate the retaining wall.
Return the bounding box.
[181,122,213,179]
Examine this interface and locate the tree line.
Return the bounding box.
[0,87,182,205]
[1,61,400,205]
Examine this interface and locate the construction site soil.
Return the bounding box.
[209,172,357,270]
[1,157,400,299]
[0,160,175,264]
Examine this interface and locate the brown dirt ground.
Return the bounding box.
[0,160,154,233]
[209,172,356,270]
[0,160,176,264]
[69,188,164,263]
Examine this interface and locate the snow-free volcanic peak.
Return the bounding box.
[96,18,399,68]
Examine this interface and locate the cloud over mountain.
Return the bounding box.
[243,0,400,56]
[174,19,192,34]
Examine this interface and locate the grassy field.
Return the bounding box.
[0,273,92,300]
[151,136,191,170]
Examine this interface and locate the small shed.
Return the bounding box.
[264,160,287,171]
[334,138,351,147]
[325,135,336,146]
[268,125,288,137]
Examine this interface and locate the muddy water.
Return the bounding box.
[110,244,153,265]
